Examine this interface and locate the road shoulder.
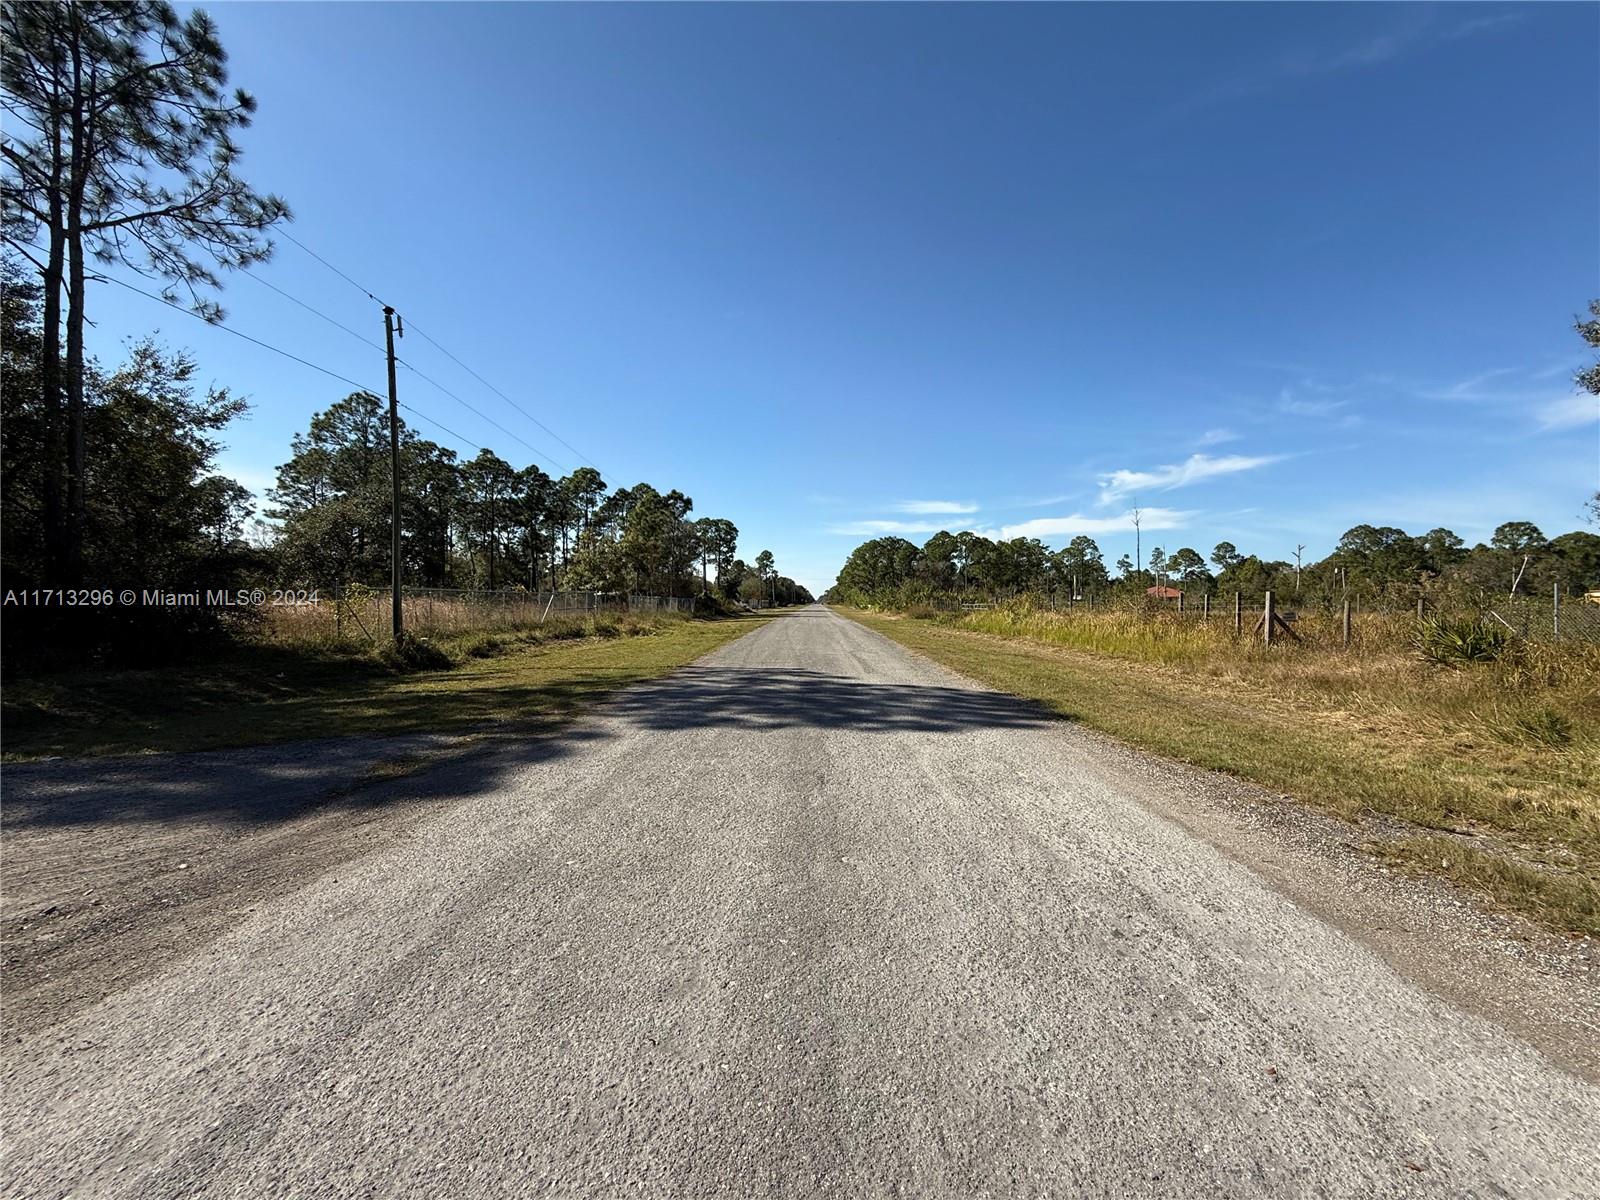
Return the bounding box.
[838,607,1600,1083]
[2,617,772,1037]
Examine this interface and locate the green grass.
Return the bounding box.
[841,607,1600,935]
[2,613,768,760]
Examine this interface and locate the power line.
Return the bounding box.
[100,275,381,395]
[397,402,480,455]
[100,274,483,456]
[275,227,391,308]
[277,227,600,472]
[228,264,561,465]
[403,319,597,468]
[397,356,564,471]
[241,270,386,353]
[222,267,553,464]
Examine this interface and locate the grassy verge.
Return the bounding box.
[840,606,1599,935]
[3,612,768,760]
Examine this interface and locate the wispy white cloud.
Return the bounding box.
[998,507,1193,541]
[1277,390,1351,418]
[826,505,1197,543]
[1532,358,1586,382]
[1166,11,1439,117]
[1536,394,1599,432]
[1420,368,1523,403]
[1446,12,1521,40]
[1196,428,1240,447]
[826,519,964,537]
[1098,453,1282,505]
[891,499,978,515]
[1411,368,1600,435]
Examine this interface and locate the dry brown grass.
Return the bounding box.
[256,590,656,649]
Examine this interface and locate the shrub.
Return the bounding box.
[588,614,622,638]
[458,632,509,659]
[376,635,454,673]
[1414,615,1509,666]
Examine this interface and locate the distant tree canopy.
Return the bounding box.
[824,519,1600,610]
[265,391,812,604]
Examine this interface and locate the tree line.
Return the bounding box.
[268,388,811,605]
[1,263,808,666]
[825,519,1600,611]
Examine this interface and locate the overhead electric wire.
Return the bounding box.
[99,274,484,456]
[275,227,391,308]
[402,319,597,468]
[101,274,381,395]
[277,227,601,472]
[395,356,566,471]
[227,265,560,465]
[241,270,386,353]
[396,402,481,455]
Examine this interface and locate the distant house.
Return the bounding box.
[1146,585,1183,600]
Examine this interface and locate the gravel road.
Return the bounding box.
[4,605,1597,1198]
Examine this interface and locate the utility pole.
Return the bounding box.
[384,306,404,642]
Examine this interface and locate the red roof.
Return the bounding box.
[1146,586,1183,599]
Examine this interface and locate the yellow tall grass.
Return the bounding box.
[935,599,1600,818]
[947,600,1428,666]
[257,591,680,649]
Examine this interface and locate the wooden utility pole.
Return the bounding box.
[384,306,404,642]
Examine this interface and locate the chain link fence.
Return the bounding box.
[914,584,1600,645]
[263,587,697,646]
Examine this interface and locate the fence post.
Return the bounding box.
[1202,593,1209,621]
[1264,590,1275,647]
[336,582,343,641]
[1177,590,1184,614]
[1553,581,1560,641]
[1416,595,1425,622]
[1342,597,1351,647]
[1233,591,1241,636]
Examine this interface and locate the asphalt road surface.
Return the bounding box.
[5,605,1597,1198]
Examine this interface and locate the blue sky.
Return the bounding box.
[83,2,1598,595]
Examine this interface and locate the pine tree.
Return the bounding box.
[3,1,288,581]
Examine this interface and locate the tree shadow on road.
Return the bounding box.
[2,666,1062,831]
[602,666,1060,736]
